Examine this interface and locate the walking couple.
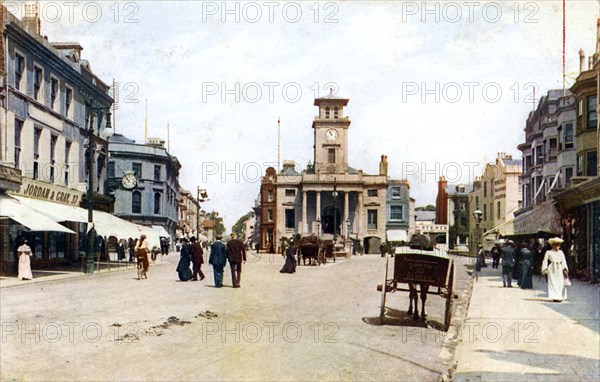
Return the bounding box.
[209,235,246,288]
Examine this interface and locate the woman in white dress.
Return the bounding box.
[541,237,568,302]
[17,239,33,281]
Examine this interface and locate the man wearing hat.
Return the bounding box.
[209,235,227,288]
[501,241,516,287]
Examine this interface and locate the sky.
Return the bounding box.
[7,0,598,231]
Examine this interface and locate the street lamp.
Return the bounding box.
[196,187,208,238]
[472,209,483,255]
[316,218,321,238]
[85,105,111,275]
[332,178,338,242]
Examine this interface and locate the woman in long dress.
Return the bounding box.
[541,237,568,301]
[519,243,533,289]
[176,238,193,281]
[17,239,33,281]
[280,244,297,274]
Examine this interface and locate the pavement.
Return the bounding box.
[451,262,600,382]
[0,250,474,382]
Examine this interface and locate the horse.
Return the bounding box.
[407,283,429,320]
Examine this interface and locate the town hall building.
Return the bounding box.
[260,97,389,254]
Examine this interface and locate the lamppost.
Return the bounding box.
[472,209,483,256]
[332,178,338,242]
[196,187,208,238]
[316,218,321,238]
[346,218,352,255]
[85,105,111,275]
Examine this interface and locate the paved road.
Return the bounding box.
[1,251,472,381]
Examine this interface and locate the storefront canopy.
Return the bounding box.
[386,229,408,242]
[11,195,87,223]
[152,225,170,238]
[0,195,75,234]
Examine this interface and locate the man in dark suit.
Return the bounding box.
[501,241,516,287]
[209,236,227,287]
[190,236,205,281]
[226,235,247,288]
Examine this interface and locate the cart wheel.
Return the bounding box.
[379,255,391,324]
[444,260,455,331]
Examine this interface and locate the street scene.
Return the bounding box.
[1,1,600,381]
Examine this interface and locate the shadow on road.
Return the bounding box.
[362,307,445,331]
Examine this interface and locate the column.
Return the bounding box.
[344,191,349,237]
[357,191,363,235]
[316,191,321,234]
[302,191,308,234]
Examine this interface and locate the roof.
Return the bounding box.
[108,133,136,144]
[447,183,473,196]
[415,211,436,222]
[502,159,522,166]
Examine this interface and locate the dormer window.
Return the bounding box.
[334,106,339,119]
[325,107,330,119]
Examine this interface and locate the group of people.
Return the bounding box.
[476,237,569,302]
[175,234,247,288]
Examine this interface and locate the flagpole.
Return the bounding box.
[167,121,170,153]
[278,117,281,173]
[144,98,148,143]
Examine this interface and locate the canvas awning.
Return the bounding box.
[513,201,561,236]
[483,219,515,238]
[0,195,75,234]
[386,229,408,242]
[152,225,170,238]
[10,195,87,223]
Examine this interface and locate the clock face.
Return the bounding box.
[121,173,137,190]
[326,129,338,141]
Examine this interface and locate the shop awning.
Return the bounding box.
[10,195,87,223]
[152,225,170,238]
[483,219,515,238]
[386,229,408,242]
[0,195,75,234]
[513,201,561,236]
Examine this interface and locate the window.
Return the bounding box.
[267,190,273,202]
[367,189,378,197]
[154,192,161,215]
[483,182,487,198]
[587,150,598,177]
[154,165,161,181]
[587,95,597,130]
[65,87,73,117]
[132,162,142,178]
[391,187,401,199]
[14,54,24,91]
[548,138,557,161]
[50,136,57,183]
[460,201,467,211]
[577,154,583,176]
[475,196,479,208]
[33,66,42,100]
[497,201,501,220]
[285,209,295,228]
[367,210,378,229]
[14,119,23,168]
[483,204,487,221]
[390,205,403,221]
[564,123,574,149]
[536,145,544,165]
[334,106,339,119]
[107,161,115,178]
[325,106,330,118]
[565,167,573,186]
[64,141,71,186]
[578,99,583,116]
[285,189,296,197]
[328,148,336,163]
[267,208,273,221]
[33,128,41,180]
[490,203,493,220]
[460,217,467,227]
[132,191,142,214]
[50,78,58,109]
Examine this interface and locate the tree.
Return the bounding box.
[231,211,255,239]
[206,211,226,236]
[415,204,436,211]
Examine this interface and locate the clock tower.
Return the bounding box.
[312,97,351,174]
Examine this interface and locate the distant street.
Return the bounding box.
[1,252,471,381]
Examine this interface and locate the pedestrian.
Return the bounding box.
[501,241,516,287]
[519,242,533,289]
[161,237,169,256]
[17,238,33,281]
[129,238,137,263]
[491,244,501,269]
[190,236,205,281]
[474,245,485,282]
[117,239,126,261]
[379,241,388,258]
[541,237,569,302]
[209,235,227,287]
[226,234,247,288]
[134,234,150,274]
[513,241,522,285]
[176,238,193,281]
[280,242,297,274]
[531,241,542,275]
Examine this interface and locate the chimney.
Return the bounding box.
[580,49,586,73]
[22,3,41,36]
[379,154,388,176]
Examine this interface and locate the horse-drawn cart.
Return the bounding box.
[376,235,456,331]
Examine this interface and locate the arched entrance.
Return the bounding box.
[363,236,382,254]
[321,206,342,236]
